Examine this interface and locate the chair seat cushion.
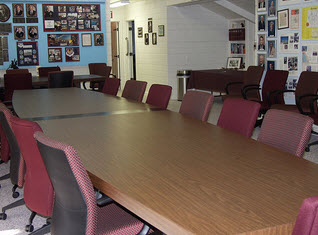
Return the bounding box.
[97,203,145,234]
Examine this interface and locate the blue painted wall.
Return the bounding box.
[1,0,107,69]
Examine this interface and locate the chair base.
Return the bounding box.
[12,184,20,198]
[0,198,25,220]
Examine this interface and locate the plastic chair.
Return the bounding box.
[146,84,172,109]
[102,78,121,96]
[179,90,214,122]
[11,116,53,234]
[217,98,261,137]
[48,71,73,88]
[38,66,61,77]
[122,80,147,102]
[258,109,313,157]
[34,131,153,235]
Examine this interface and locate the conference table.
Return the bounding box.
[13,88,318,235]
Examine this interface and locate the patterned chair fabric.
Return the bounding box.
[146,84,172,110]
[11,116,54,217]
[48,71,74,88]
[258,109,314,157]
[38,66,61,77]
[4,72,33,102]
[35,131,151,235]
[102,78,120,96]
[122,80,147,102]
[179,90,214,122]
[217,98,261,138]
[293,196,318,235]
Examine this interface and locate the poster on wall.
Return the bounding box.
[48,34,79,46]
[48,48,62,62]
[280,33,299,53]
[65,47,80,61]
[280,56,298,76]
[279,0,300,5]
[290,9,300,29]
[302,44,318,71]
[302,6,318,39]
[17,41,39,66]
[43,4,101,32]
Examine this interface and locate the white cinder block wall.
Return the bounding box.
[112,0,230,99]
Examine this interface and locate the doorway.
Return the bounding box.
[126,20,136,80]
[111,22,120,78]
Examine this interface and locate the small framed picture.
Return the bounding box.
[158,25,164,37]
[27,26,38,39]
[13,3,24,17]
[268,0,276,17]
[138,27,143,38]
[82,33,92,47]
[268,20,276,37]
[258,34,266,51]
[145,33,149,45]
[268,40,276,58]
[152,33,157,45]
[267,61,275,70]
[257,54,266,67]
[48,48,62,63]
[278,9,289,30]
[14,26,25,40]
[227,57,241,69]
[148,20,152,33]
[26,4,37,17]
[0,4,11,22]
[258,14,266,31]
[65,47,80,62]
[94,33,104,46]
[258,0,266,11]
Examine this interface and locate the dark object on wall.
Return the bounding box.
[152,33,157,45]
[16,41,39,66]
[27,26,38,40]
[48,48,62,63]
[229,28,245,41]
[0,23,12,33]
[13,18,25,23]
[138,27,143,38]
[14,26,25,40]
[0,4,10,22]
[12,3,24,17]
[26,4,37,17]
[148,20,152,33]
[145,33,149,45]
[48,34,79,47]
[94,33,103,46]
[158,25,164,36]
[65,47,80,62]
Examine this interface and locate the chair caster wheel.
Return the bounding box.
[305,147,310,152]
[12,191,19,198]
[0,213,7,220]
[25,224,34,232]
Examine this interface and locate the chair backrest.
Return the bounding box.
[6,69,29,74]
[89,63,111,77]
[11,116,53,217]
[295,71,318,113]
[102,78,120,96]
[261,70,289,106]
[217,98,261,137]
[243,66,265,85]
[38,66,61,77]
[4,72,33,101]
[0,113,10,163]
[146,84,172,109]
[258,109,313,157]
[292,196,318,235]
[48,71,73,88]
[0,104,24,187]
[35,131,98,235]
[122,80,147,102]
[179,90,214,122]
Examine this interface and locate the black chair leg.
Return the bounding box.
[0,172,10,181]
[0,198,25,220]
[0,160,3,165]
[29,220,51,235]
[12,184,20,198]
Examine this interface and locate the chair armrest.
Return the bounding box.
[242,86,261,100]
[272,89,295,104]
[97,194,114,207]
[241,84,260,99]
[296,94,318,115]
[266,90,284,107]
[225,81,243,94]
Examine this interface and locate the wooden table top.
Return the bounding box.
[32,110,318,235]
[13,88,156,119]
[0,74,105,87]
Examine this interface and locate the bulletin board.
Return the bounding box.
[43,4,101,32]
[17,41,39,66]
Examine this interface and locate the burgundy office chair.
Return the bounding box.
[0,104,25,220]
[122,80,147,102]
[146,84,172,109]
[102,78,121,96]
[48,71,74,88]
[292,195,318,235]
[217,98,261,138]
[242,70,289,113]
[0,113,10,188]
[84,63,112,91]
[258,109,313,157]
[38,66,61,77]
[4,72,33,102]
[11,116,53,233]
[34,131,154,235]
[223,66,264,100]
[6,69,29,74]
[179,90,214,122]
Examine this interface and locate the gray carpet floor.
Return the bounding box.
[0,96,317,234]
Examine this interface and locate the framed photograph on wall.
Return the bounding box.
[152,33,157,45]
[12,3,24,17]
[48,48,62,62]
[27,26,38,39]
[257,54,266,67]
[158,25,164,36]
[258,14,266,31]
[82,33,92,46]
[268,0,276,17]
[278,9,289,29]
[258,0,266,11]
[0,4,11,22]
[138,27,143,38]
[26,4,37,17]
[94,33,104,46]
[65,47,80,62]
[148,20,152,33]
[145,33,149,45]
[14,26,25,40]
[17,41,38,66]
[226,57,241,69]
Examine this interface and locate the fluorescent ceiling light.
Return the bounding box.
[110,0,130,8]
